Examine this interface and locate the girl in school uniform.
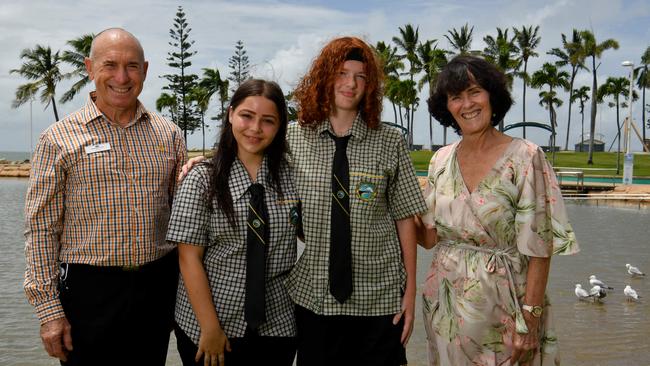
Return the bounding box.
[167,79,300,366]
[285,36,427,366]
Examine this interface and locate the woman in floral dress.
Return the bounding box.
[415,56,579,366]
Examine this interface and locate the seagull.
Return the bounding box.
[624,285,641,301]
[589,285,607,301]
[589,275,614,290]
[575,284,593,300]
[626,264,646,277]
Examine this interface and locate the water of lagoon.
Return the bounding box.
[1,178,648,365]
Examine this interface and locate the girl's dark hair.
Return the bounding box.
[427,55,513,135]
[208,79,288,226]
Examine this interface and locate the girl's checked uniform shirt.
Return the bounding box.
[167,158,300,343]
[285,116,427,316]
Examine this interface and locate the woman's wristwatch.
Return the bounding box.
[521,304,543,317]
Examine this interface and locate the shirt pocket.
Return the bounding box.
[75,149,121,187]
[349,171,387,213]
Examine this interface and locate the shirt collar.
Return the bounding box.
[317,113,368,142]
[229,155,271,201]
[82,91,149,127]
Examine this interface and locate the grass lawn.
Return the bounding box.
[410,149,650,177]
[189,148,650,177]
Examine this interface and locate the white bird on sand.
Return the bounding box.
[626,264,646,277]
[624,285,641,301]
[575,284,593,300]
[589,285,607,301]
[589,275,614,290]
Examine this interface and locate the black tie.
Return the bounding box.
[245,183,268,330]
[329,133,352,303]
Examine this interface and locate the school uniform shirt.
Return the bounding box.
[285,115,427,316]
[167,157,300,342]
[24,92,187,324]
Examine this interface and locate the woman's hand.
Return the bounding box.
[196,325,231,366]
[178,156,206,181]
[510,312,540,365]
[393,289,416,345]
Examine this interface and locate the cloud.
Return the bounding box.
[1,0,648,153]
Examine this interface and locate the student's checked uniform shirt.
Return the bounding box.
[167,158,300,342]
[285,115,427,316]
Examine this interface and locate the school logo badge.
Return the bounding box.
[356,182,377,202]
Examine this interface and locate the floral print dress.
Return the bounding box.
[421,138,579,366]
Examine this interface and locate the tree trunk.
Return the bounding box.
[429,114,433,150]
[51,97,59,122]
[580,104,585,152]
[522,61,527,139]
[612,101,616,174]
[201,113,205,155]
[398,105,404,127]
[565,71,576,150]
[392,102,398,125]
[643,76,647,142]
[443,126,448,145]
[587,56,598,165]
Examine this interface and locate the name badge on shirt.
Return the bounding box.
[84,143,111,155]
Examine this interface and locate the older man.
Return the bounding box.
[24,28,187,365]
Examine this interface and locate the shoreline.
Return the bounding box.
[416,176,650,210]
[0,161,30,178]
[2,163,648,209]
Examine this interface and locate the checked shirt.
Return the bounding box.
[24,93,187,324]
[167,158,300,342]
[285,115,427,316]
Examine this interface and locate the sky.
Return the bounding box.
[1,0,649,153]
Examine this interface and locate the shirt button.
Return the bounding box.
[336,190,345,199]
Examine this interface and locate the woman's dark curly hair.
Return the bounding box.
[427,55,513,135]
[208,79,288,227]
[294,36,383,129]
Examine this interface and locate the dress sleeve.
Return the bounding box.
[166,164,212,246]
[514,147,579,257]
[420,151,439,228]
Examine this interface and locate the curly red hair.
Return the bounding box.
[294,36,384,129]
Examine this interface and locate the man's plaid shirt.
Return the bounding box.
[24,93,187,324]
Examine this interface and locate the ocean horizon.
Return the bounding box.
[0,151,31,162]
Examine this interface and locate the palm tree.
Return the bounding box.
[483,27,520,131]
[598,77,637,173]
[636,46,650,143]
[398,79,419,142]
[570,85,590,151]
[531,63,570,152]
[385,77,404,127]
[578,30,619,164]
[60,33,95,103]
[548,30,588,150]
[11,45,69,122]
[199,67,228,121]
[417,40,448,148]
[189,86,211,155]
[374,41,404,124]
[393,24,421,147]
[513,25,541,138]
[156,92,178,123]
[445,24,474,55]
